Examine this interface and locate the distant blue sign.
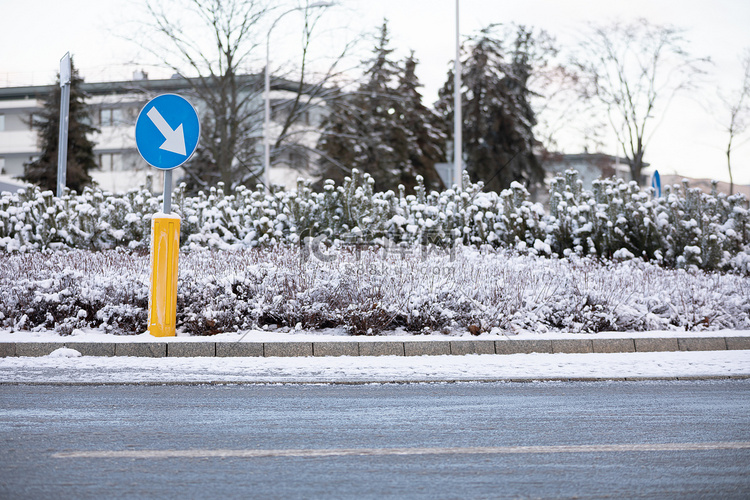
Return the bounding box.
[135,94,200,170]
[651,170,662,197]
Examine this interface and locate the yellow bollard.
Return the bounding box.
[148,213,181,337]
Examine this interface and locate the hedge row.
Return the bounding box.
[2,247,748,335]
[1,170,748,272]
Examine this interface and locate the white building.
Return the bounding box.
[0,73,325,193]
[541,152,646,188]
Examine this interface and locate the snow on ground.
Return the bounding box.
[1,349,748,384]
[2,329,749,383]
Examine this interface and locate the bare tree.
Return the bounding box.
[532,62,608,156]
[268,7,359,178]
[719,49,750,195]
[573,18,710,185]
[133,0,346,191]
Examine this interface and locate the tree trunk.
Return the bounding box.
[727,138,734,196]
[630,150,644,186]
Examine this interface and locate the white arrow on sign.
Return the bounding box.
[146,106,187,156]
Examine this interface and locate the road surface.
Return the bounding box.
[1,380,749,498]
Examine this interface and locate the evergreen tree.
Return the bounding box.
[436,25,544,193]
[181,144,220,193]
[23,58,98,193]
[358,20,407,192]
[395,52,446,190]
[315,90,362,187]
[317,21,445,192]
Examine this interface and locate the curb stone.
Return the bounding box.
[551,339,593,354]
[593,338,635,353]
[0,343,16,357]
[15,343,60,357]
[495,339,552,354]
[65,342,116,357]
[726,337,750,350]
[358,342,404,357]
[216,343,263,357]
[114,343,166,358]
[313,342,358,357]
[0,337,748,358]
[263,342,313,357]
[450,340,495,355]
[634,338,679,352]
[677,337,727,352]
[404,341,451,356]
[168,342,215,357]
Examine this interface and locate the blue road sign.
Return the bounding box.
[651,170,662,197]
[135,94,200,170]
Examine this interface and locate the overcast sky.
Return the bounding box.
[2,0,749,184]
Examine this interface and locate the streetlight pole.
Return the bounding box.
[264,2,333,190]
[57,52,71,198]
[453,0,462,190]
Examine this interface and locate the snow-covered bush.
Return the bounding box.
[1,246,749,336]
[1,170,748,273]
[0,249,149,334]
[544,174,750,272]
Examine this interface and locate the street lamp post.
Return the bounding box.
[57,52,71,198]
[453,0,462,190]
[264,2,333,190]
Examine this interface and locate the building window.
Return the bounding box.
[98,153,123,171]
[0,114,5,132]
[0,157,5,175]
[100,108,126,126]
[112,108,124,124]
[99,109,112,126]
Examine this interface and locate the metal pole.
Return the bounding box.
[163,169,172,214]
[453,0,462,190]
[264,41,271,190]
[57,52,71,197]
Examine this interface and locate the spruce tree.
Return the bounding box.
[436,26,544,193]
[395,53,446,190]
[315,90,363,187]
[354,20,405,192]
[181,144,220,194]
[23,58,98,193]
[317,21,445,193]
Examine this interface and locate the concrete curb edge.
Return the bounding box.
[1,336,748,358]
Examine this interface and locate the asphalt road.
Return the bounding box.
[1,380,749,499]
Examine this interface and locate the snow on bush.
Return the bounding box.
[1,170,748,273]
[1,246,748,336]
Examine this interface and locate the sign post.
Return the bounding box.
[135,94,200,337]
[57,53,71,198]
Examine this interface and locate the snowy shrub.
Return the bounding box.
[0,250,149,334]
[1,170,749,273]
[1,246,749,336]
[543,172,750,272]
